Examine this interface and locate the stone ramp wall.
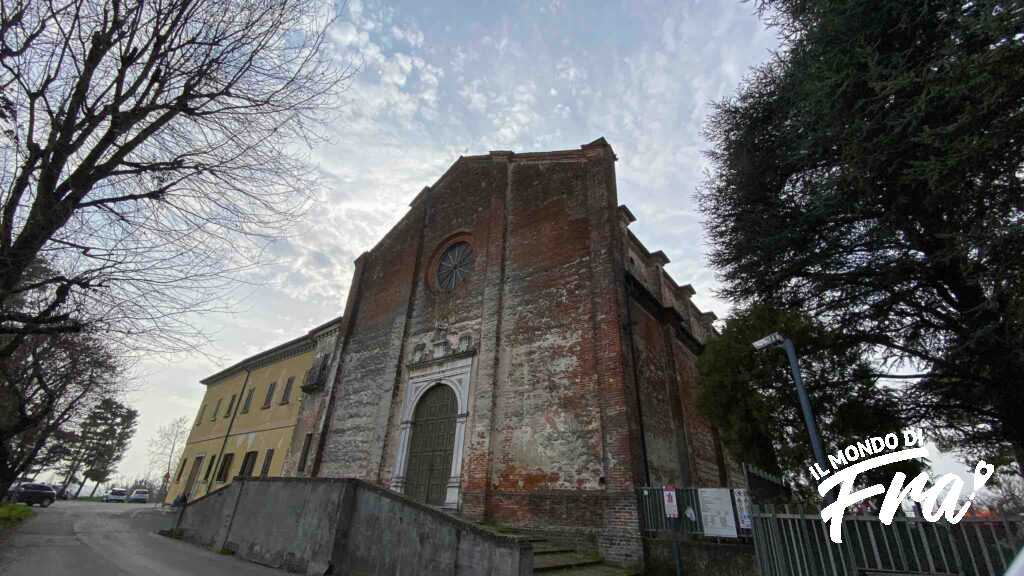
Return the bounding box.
[174,477,533,576]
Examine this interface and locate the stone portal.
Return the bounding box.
[405,385,457,505]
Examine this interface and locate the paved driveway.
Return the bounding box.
[0,501,282,576]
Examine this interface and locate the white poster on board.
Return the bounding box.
[663,486,679,518]
[734,488,752,529]
[698,488,738,538]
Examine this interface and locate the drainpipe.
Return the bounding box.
[211,368,252,491]
[175,368,251,530]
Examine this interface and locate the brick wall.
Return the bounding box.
[309,139,740,570]
[318,204,426,480]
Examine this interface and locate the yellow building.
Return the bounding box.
[165,317,340,504]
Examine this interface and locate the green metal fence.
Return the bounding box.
[636,486,753,539]
[752,507,1024,576]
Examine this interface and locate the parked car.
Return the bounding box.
[103,488,128,503]
[128,489,149,503]
[47,484,70,500]
[12,483,57,507]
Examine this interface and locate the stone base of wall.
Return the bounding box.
[485,489,643,569]
[175,477,533,576]
[642,538,756,576]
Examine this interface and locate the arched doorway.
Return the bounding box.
[405,384,457,505]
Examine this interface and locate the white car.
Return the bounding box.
[103,488,128,503]
[128,489,149,503]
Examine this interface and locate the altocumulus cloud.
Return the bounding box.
[119,0,778,480]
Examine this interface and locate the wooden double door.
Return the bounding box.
[404,385,457,506]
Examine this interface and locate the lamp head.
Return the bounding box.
[752,332,784,351]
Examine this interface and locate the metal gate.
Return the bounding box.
[405,385,456,506]
[752,506,1024,576]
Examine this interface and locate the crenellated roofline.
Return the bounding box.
[618,205,718,346]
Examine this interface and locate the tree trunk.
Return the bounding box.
[0,444,18,499]
[0,429,52,500]
[89,482,100,497]
[61,460,80,493]
[74,479,86,498]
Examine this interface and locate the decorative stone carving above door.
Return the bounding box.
[391,334,474,509]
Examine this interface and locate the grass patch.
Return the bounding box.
[158,528,184,539]
[0,503,34,529]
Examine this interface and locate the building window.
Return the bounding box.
[175,459,187,482]
[195,404,206,426]
[437,242,474,290]
[239,451,258,478]
[224,394,236,419]
[260,449,274,477]
[241,388,254,414]
[262,382,276,409]
[297,433,313,473]
[204,456,217,481]
[211,398,221,421]
[215,453,234,482]
[280,377,294,404]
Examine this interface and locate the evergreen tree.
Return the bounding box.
[701,0,1024,470]
[698,305,923,491]
[63,399,138,496]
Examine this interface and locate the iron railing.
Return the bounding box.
[752,506,1024,576]
[636,486,753,539]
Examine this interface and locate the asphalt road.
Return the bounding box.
[0,500,283,576]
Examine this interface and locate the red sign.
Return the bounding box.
[663,485,679,518]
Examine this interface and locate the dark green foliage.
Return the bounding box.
[698,305,922,490]
[65,399,138,495]
[701,0,1024,468]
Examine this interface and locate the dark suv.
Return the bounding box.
[13,483,57,507]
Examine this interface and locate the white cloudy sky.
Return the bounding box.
[103,0,974,485]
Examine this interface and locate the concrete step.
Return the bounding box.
[533,551,603,571]
[534,566,638,576]
[531,542,575,555]
[473,525,633,576]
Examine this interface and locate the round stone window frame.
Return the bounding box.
[427,232,476,293]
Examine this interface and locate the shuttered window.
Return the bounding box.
[280,377,294,404]
[262,382,276,409]
[260,449,274,477]
[215,453,234,482]
[204,456,217,481]
[239,451,258,478]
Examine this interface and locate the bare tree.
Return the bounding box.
[0,0,351,353]
[147,415,188,499]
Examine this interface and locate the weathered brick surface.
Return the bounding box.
[305,139,740,570]
[675,340,725,487]
[629,300,683,486]
[318,205,425,480]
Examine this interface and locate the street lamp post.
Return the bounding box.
[752,332,829,478]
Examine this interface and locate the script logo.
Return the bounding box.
[809,430,994,544]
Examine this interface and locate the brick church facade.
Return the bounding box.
[283,138,743,565]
